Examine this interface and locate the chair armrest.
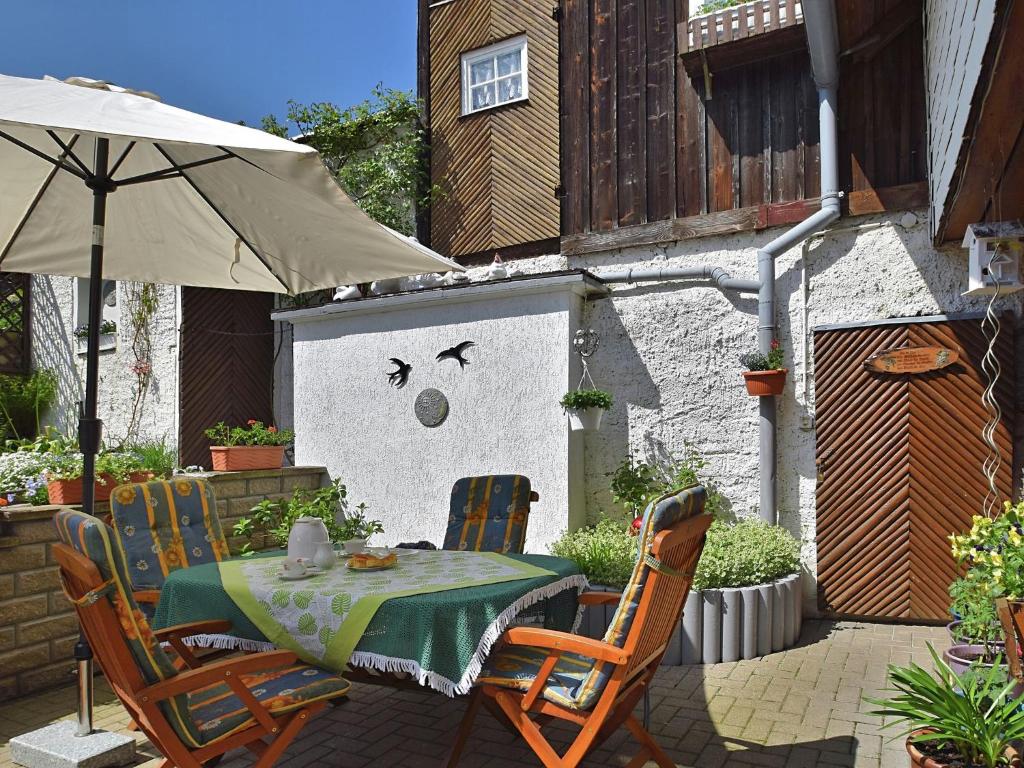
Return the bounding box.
[502,627,628,665]
[154,620,233,642]
[133,590,161,605]
[578,591,622,606]
[140,650,298,702]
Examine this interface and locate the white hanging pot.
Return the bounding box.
[568,407,604,432]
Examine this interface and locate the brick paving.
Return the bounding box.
[0,620,950,768]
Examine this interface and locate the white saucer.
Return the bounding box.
[278,570,314,581]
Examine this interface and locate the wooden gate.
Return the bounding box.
[178,288,275,469]
[814,316,1015,620]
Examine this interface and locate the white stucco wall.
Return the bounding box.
[29,275,180,447]
[280,275,602,552]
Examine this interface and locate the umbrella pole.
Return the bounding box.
[75,137,111,737]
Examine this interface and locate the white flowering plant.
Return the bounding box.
[0,451,50,505]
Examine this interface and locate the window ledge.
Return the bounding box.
[76,333,117,355]
[459,97,530,121]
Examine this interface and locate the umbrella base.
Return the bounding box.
[9,722,135,768]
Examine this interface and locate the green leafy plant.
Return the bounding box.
[865,644,1024,768]
[0,369,57,441]
[609,446,725,520]
[949,576,1003,646]
[560,389,613,412]
[0,450,50,504]
[951,503,1024,601]
[693,518,800,590]
[740,338,784,371]
[550,517,637,590]
[695,0,746,15]
[234,479,377,555]
[204,420,294,447]
[124,282,159,442]
[336,506,385,542]
[4,425,78,456]
[73,319,117,339]
[45,451,146,485]
[121,440,176,479]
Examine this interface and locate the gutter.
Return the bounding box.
[756,0,842,523]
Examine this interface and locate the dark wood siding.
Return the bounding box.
[178,288,275,469]
[814,317,1015,620]
[427,0,561,260]
[559,0,928,243]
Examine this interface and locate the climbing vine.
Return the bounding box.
[123,282,159,441]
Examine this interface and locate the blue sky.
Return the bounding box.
[0,1,419,127]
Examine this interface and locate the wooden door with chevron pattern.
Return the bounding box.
[178,288,275,469]
[814,316,1015,620]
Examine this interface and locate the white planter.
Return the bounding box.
[567,407,604,431]
[579,573,803,665]
[76,332,116,355]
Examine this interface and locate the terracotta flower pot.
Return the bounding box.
[743,368,788,396]
[210,445,285,472]
[907,730,1020,767]
[47,471,151,505]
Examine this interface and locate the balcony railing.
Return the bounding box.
[683,0,803,53]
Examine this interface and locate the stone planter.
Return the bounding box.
[209,445,285,471]
[579,573,802,664]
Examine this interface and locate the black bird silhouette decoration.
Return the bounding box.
[387,358,412,388]
[437,341,475,369]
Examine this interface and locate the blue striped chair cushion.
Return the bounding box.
[444,475,532,554]
[477,645,597,708]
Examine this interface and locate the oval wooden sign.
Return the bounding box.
[863,346,960,374]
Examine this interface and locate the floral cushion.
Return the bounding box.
[444,475,532,554]
[54,508,205,748]
[477,645,597,708]
[110,479,229,592]
[188,663,350,744]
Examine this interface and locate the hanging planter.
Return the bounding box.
[740,339,787,396]
[560,390,612,432]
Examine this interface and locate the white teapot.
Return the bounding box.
[288,516,330,563]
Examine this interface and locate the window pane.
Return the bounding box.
[497,49,521,76]
[471,83,495,110]
[470,59,494,85]
[498,75,523,102]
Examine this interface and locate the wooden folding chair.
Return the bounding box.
[447,485,711,768]
[444,475,539,554]
[54,508,349,768]
[997,598,1024,684]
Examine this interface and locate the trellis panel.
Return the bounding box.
[814,317,1015,621]
[0,272,31,374]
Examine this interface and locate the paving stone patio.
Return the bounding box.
[0,620,950,768]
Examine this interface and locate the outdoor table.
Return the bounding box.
[152,551,585,697]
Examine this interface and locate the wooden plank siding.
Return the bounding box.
[427,0,561,260]
[559,0,929,246]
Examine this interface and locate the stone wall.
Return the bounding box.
[0,466,326,700]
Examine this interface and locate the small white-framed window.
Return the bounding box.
[461,35,529,116]
[73,278,118,353]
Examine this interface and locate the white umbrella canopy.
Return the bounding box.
[0,74,460,291]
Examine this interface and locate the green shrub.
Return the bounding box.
[609,446,725,519]
[0,370,57,441]
[550,518,637,590]
[560,389,613,411]
[123,440,177,479]
[693,518,800,589]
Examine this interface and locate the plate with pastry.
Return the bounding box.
[346,550,398,572]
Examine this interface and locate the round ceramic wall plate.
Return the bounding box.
[415,388,449,427]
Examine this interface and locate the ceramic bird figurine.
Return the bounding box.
[436,341,475,369]
[387,358,412,388]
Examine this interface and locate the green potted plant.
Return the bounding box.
[865,644,1024,768]
[740,338,787,396]
[45,450,150,504]
[204,420,294,471]
[336,506,385,554]
[560,389,612,432]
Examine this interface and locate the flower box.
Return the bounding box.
[47,471,152,505]
[210,445,285,472]
[743,368,787,396]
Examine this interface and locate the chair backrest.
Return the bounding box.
[444,475,535,553]
[572,485,710,709]
[998,598,1024,683]
[110,478,228,591]
[53,508,206,749]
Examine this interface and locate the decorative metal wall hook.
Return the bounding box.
[573,329,599,358]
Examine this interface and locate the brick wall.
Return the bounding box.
[0,466,327,700]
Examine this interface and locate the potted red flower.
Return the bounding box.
[205,420,294,472]
[740,339,787,396]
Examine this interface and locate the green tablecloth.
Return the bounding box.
[153,552,585,696]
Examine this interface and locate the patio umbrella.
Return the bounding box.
[0,73,460,733]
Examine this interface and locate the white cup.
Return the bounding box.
[282,557,307,577]
[343,538,366,555]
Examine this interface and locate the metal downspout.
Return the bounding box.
[757,0,841,522]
